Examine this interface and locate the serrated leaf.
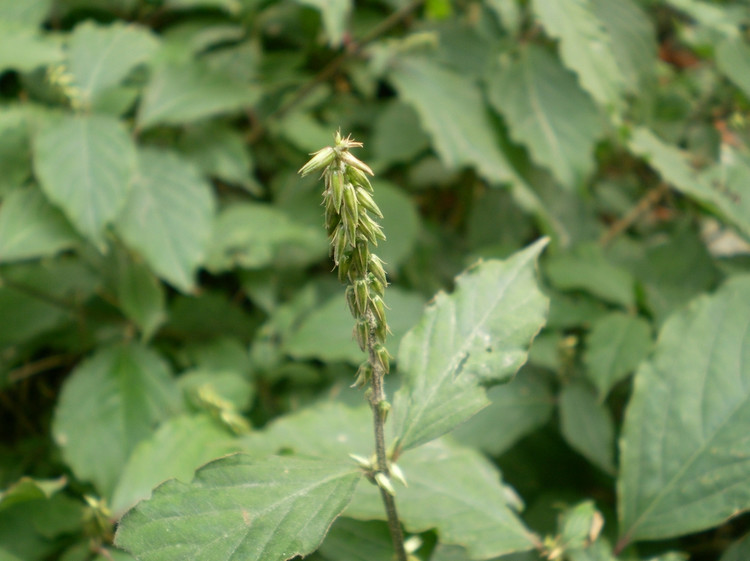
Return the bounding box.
[67,21,158,105]
[52,343,181,497]
[393,238,550,453]
[114,455,361,561]
[559,382,616,475]
[618,276,750,543]
[449,367,554,456]
[116,149,215,292]
[584,312,652,399]
[137,62,258,129]
[111,414,240,515]
[33,114,136,248]
[0,21,62,73]
[0,188,79,263]
[295,0,351,46]
[389,56,518,185]
[532,0,624,110]
[717,38,750,99]
[487,45,603,189]
[347,439,539,558]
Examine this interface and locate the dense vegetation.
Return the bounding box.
[2,0,750,560]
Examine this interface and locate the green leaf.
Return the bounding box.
[0,21,62,73]
[449,367,554,456]
[584,312,652,399]
[559,382,616,475]
[33,114,136,248]
[370,180,421,270]
[0,0,52,25]
[371,101,430,169]
[137,62,258,129]
[545,243,635,308]
[295,0,351,46]
[487,45,603,189]
[721,533,750,561]
[0,106,33,195]
[162,0,242,13]
[52,343,181,497]
[285,287,425,365]
[618,275,750,543]
[205,202,324,272]
[389,56,518,185]
[66,21,158,105]
[111,414,240,515]
[0,188,79,263]
[0,477,66,513]
[114,455,361,561]
[347,439,539,558]
[116,256,167,340]
[717,37,750,99]
[393,238,549,453]
[532,0,624,110]
[116,149,215,292]
[318,518,394,561]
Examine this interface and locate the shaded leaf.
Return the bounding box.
[295,0,351,46]
[371,101,430,169]
[33,114,136,248]
[52,343,181,497]
[717,38,750,99]
[0,477,67,513]
[0,106,33,195]
[371,180,421,270]
[532,0,624,110]
[720,533,750,561]
[115,455,360,561]
[393,238,549,453]
[487,45,603,189]
[116,256,167,340]
[618,276,750,543]
[0,188,79,263]
[318,519,394,561]
[116,149,215,292]
[584,312,652,399]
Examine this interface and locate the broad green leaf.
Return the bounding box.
[165,291,256,341]
[183,336,252,377]
[285,287,425,365]
[111,414,240,515]
[116,149,215,292]
[721,533,750,561]
[389,56,518,185]
[532,0,624,111]
[717,38,750,99]
[371,101,430,169]
[0,477,66,513]
[0,106,32,195]
[67,21,158,105]
[618,276,750,543]
[33,114,136,248]
[137,62,258,129]
[116,256,166,340]
[450,367,554,456]
[295,0,351,46]
[0,188,79,263]
[545,243,635,308]
[559,382,616,475]
[347,439,539,558]
[52,343,181,497]
[0,21,62,73]
[584,312,652,399]
[205,202,323,272]
[487,45,603,189]
[319,518,393,561]
[114,455,361,561]
[393,238,549,453]
[0,0,52,25]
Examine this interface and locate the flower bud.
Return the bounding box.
[375,319,388,344]
[354,279,369,316]
[346,165,374,192]
[374,344,391,374]
[355,240,369,272]
[357,214,384,246]
[341,151,374,176]
[345,285,357,317]
[329,169,345,212]
[374,472,395,496]
[370,294,387,326]
[369,254,388,287]
[351,361,372,388]
[369,273,385,297]
[298,146,335,176]
[337,252,352,283]
[332,224,348,264]
[356,186,383,218]
[354,319,369,351]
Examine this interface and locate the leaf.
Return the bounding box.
[487,45,603,189]
[584,312,652,399]
[115,148,215,292]
[33,114,136,248]
[111,414,240,515]
[285,287,425,365]
[137,61,258,129]
[389,56,518,185]
[371,180,421,270]
[347,439,539,558]
[66,21,158,105]
[295,0,351,46]
[0,106,33,195]
[318,518,394,561]
[162,0,242,13]
[721,533,750,561]
[371,101,431,169]
[449,367,555,456]
[532,0,624,110]
[0,188,79,263]
[559,382,616,475]
[52,343,181,497]
[116,256,167,340]
[0,477,67,513]
[0,0,52,25]
[717,37,750,99]
[114,455,361,561]
[0,21,62,73]
[618,275,750,543]
[393,238,550,454]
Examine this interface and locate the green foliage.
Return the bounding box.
[2,0,750,560]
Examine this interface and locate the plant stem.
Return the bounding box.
[366,310,408,561]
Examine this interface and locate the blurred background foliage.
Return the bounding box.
[1,0,750,559]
